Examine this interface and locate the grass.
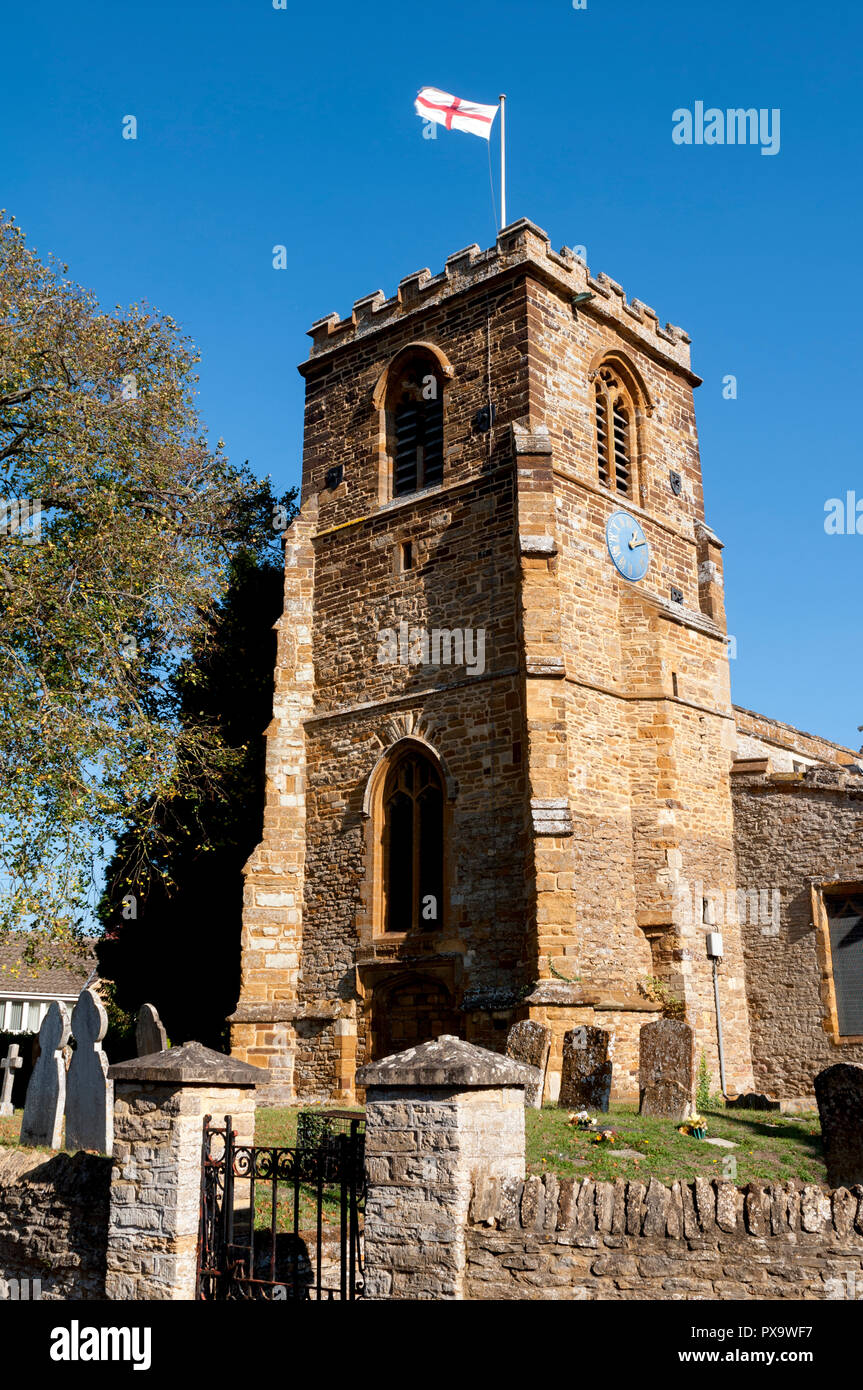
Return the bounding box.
[0,1109,61,1154]
[526,1102,825,1187]
[1,1099,826,1200]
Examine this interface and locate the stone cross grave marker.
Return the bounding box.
[814,1062,863,1188]
[136,1002,167,1057]
[65,987,113,1155]
[0,1042,23,1116]
[505,1020,551,1108]
[638,1017,695,1121]
[20,1002,71,1148]
[559,1026,613,1111]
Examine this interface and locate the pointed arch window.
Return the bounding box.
[595,364,636,498]
[387,354,445,497]
[383,749,444,933]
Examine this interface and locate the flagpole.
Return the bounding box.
[499,93,506,228]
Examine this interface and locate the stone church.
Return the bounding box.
[228,219,863,1105]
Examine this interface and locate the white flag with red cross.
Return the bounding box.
[414,87,499,140]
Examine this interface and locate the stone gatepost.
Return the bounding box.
[105,1042,265,1300]
[357,1036,531,1300]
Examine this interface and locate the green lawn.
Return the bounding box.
[525,1102,825,1186]
[1,1100,825,1192]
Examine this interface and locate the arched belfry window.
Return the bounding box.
[595,364,636,498]
[383,748,444,933]
[387,353,445,497]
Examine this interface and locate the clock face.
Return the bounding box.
[606,510,650,582]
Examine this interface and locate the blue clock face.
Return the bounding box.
[606,511,650,582]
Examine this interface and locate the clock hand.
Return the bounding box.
[628,532,646,550]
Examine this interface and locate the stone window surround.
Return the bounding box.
[371,341,457,506]
[357,734,457,946]
[812,879,863,1045]
[588,348,653,510]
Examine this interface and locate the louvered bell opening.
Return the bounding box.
[421,396,444,487]
[613,400,631,495]
[394,401,420,495]
[596,393,609,486]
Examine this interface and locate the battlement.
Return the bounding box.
[305,218,694,375]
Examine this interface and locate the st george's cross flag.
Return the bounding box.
[415,87,499,139]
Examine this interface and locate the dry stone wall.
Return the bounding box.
[0,1147,110,1299]
[467,1173,863,1300]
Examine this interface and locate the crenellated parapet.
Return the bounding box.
[304,218,695,376]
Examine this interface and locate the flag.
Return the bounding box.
[415,87,499,140]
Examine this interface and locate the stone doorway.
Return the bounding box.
[370,973,460,1060]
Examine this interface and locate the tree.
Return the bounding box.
[0,210,287,951]
[96,540,290,1048]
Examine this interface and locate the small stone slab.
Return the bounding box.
[20,1003,70,1148]
[559,1026,612,1112]
[704,1137,737,1149]
[65,988,113,1155]
[0,1043,23,1117]
[726,1091,780,1112]
[505,1021,551,1108]
[357,1035,536,1090]
[814,1062,863,1188]
[136,1002,167,1057]
[639,1018,695,1121]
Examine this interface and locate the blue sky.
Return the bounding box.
[2,0,861,749]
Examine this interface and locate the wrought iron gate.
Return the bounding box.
[196,1112,365,1300]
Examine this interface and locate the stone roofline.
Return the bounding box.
[733,703,862,766]
[301,217,697,380]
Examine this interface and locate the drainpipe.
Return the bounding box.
[706,931,727,1096]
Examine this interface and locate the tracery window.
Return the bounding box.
[382,748,444,933]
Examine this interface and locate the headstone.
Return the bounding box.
[136,1002,167,1057]
[20,1002,70,1148]
[505,1020,551,1108]
[0,1043,23,1116]
[814,1062,863,1188]
[559,1026,613,1111]
[65,988,113,1155]
[638,1018,695,1121]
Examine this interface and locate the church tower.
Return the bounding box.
[229,218,754,1102]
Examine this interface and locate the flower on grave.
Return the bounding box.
[567,1110,595,1129]
[591,1128,616,1144]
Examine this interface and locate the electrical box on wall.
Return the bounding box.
[706,932,724,961]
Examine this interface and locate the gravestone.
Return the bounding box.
[638,1018,695,1121]
[505,1020,551,1108]
[814,1062,863,1188]
[559,1026,613,1111]
[136,1002,167,1057]
[65,988,113,1155]
[0,1043,23,1116]
[20,1002,71,1148]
